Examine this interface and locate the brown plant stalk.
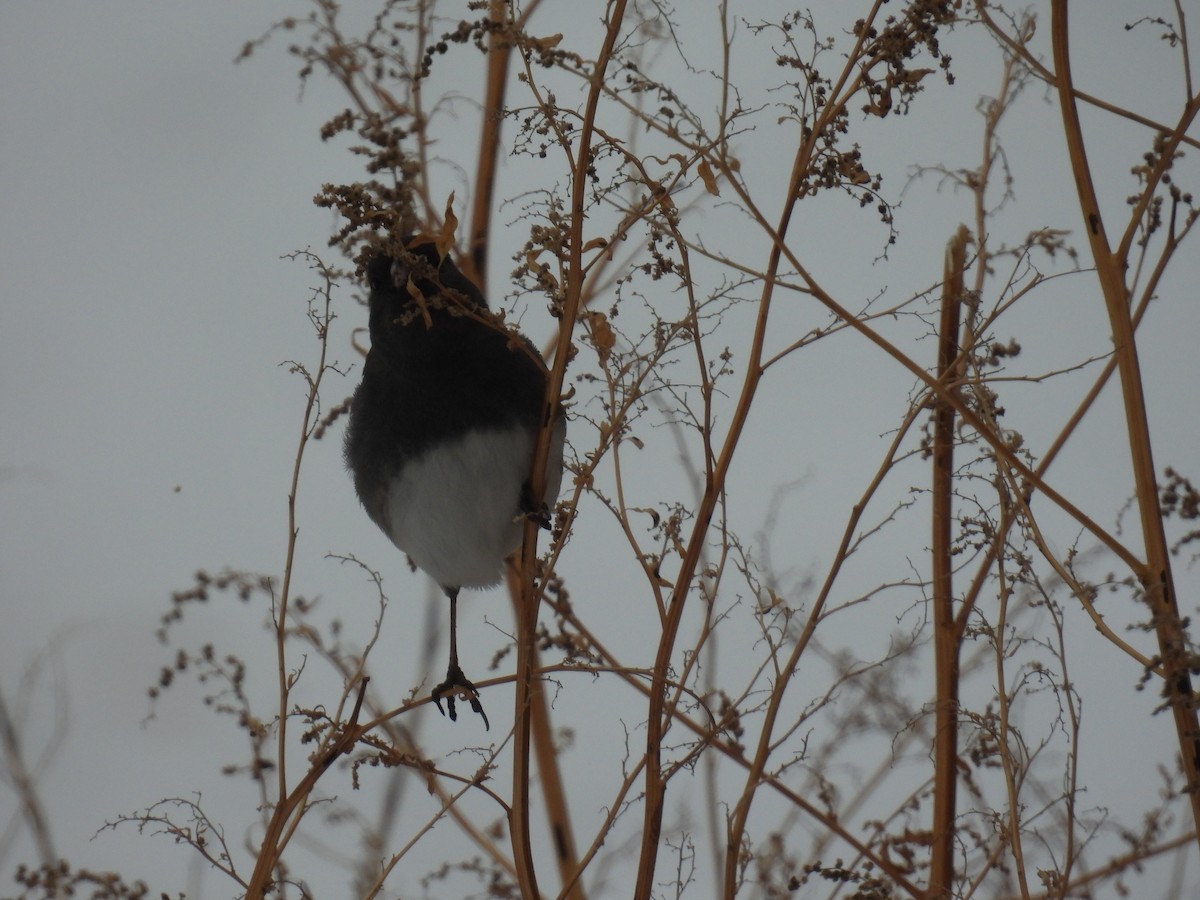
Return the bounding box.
[514,2,632,897]
[929,224,971,897]
[1050,0,1200,842]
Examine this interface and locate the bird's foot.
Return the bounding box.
[432,664,490,730]
[519,480,553,530]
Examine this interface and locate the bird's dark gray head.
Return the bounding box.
[367,240,487,307]
[364,239,492,346]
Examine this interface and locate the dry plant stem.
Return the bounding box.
[718,379,932,895]
[1044,569,1083,894]
[468,0,584,889]
[554,756,649,900]
[361,721,518,899]
[952,263,1164,662]
[529,646,585,900]
[502,603,543,900]
[766,239,1140,574]
[605,354,669,619]
[465,0,544,279]
[695,228,780,896]
[245,275,335,898]
[1051,0,1200,838]
[513,647,922,896]
[701,38,1143,581]
[945,50,1029,643]
[953,204,1049,896]
[503,564,587,900]
[995,831,1198,900]
[408,0,439,225]
[972,1,1200,152]
[989,495,1031,898]
[0,686,56,867]
[465,0,532,283]
[972,163,1200,671]
[929,227,970,897]
[512,3,630,897]
[1005,467,1156,670]
[349,689,519,882]
[246,679,370,897]
[726,128,1138,577]
[716,6,910,895]
[361,771,484,900]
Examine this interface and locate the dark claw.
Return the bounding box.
[432,664,490,730]
[519,480,553,530]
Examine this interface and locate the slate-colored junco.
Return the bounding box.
[344,238,565,726]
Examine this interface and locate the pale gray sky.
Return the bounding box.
[2,2,1198,897]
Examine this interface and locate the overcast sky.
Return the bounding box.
[3,2,1199,898]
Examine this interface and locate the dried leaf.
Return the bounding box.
[587,310,616,362]
[900,67,935,85]
[531,33,563,51]
[651,181,677,214]
[436,193,458,258]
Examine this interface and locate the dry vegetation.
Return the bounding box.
[7,1,1200,897]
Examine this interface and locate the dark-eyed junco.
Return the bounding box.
[344,237,565,727]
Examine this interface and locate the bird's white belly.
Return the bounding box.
[384,426,536,588]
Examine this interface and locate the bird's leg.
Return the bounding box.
[431,587,489,729]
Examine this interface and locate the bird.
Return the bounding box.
[343,236,565,728]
